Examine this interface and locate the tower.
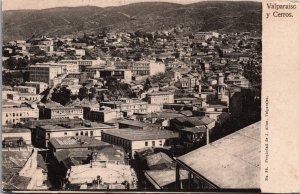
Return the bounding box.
[217,73,226,100]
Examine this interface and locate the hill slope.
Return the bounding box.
[3,1,262,42]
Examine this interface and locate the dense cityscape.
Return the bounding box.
[2,22,262,190]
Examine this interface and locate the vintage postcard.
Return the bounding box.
[1,0,299,193]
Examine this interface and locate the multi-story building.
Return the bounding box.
[115,60,165,76]
[29,64,59,86]
[59,59,106,71]
[146,92,174,106]
[100,98,148,116]
[2,106,39,126]
[102,128,179,158]
[34,122,117,148]
[40,106,84,120]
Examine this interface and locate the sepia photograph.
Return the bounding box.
[1,0,263,192]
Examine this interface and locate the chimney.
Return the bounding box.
[206,126,210,145]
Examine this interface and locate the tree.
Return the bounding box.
[143,78,151,91]
[78,86,88,100]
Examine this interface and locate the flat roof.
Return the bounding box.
[147,91,173,96]
[103,129,179,141]
[178,126,207,133]
[2,128,31,133]
[49,136,110,149]
[177,121,261,189]
[40,122,116,132]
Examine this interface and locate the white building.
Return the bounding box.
[115,61,166,76]
[146,92,174,106]
[25,82,49,94]
[2,106,39,125]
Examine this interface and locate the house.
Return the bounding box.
[102,129,179,158]
[175,121,260,190]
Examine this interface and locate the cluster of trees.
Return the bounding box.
[102,77,138,100]
[50,85,98,105]
[51,87,74,106]
[3,56,29,70]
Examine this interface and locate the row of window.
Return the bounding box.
[103,134,131,149]
[63,130,94,136]
[5,112,35,117]
[145,140,163,147]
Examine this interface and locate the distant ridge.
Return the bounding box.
[3,1,262,42]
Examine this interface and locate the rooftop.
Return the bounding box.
[49,136,110,149]
[2,128,31,133]
[147,91,173,96]
[103,129,179,141]
[40,122,116,132]
[177,121,261,189]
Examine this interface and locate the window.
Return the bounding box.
[81,131,84,136]
[85,131,88,136]
[145,141,148,146]
[64,132,67,136]
[90,131,93,136]
[152,141,155,146]
[159,140,163,146]
[75,132,79,136]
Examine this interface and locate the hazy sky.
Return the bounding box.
[3,0,260,11]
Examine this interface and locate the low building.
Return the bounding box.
[2,128,32,146]
[102,129,179,158]
[34,122,117,148]
[147,92,174,106]
[89,108,122,123]
[25,81,49,94]
[197,104,229,120]
[175,121,260,190]
[49,136,111,153]
[65,161,137,190]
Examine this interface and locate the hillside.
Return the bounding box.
[3,1,262,42]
